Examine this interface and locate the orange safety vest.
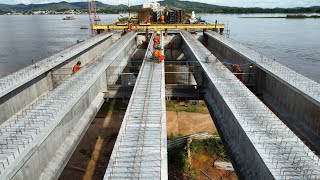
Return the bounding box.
[72,65,82,74]
[154,50,161,57]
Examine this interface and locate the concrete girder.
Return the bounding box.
[180,30,320,180]
[0,32,137,180]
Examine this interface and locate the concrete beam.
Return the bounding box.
[0,33,113,124]
[180,30,320,179]
[205,32,320,152]
[104,33,168,179]
[0,32,137,180]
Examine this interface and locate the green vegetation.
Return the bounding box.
[190,136,229,161]
[1,1,320,14]
[166,101,209,114]
[168,146,190,171]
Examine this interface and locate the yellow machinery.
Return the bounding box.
[93,23,225,31]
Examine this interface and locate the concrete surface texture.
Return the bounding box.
[104,33,168,179]
[181,30,320,179]
[0,32,137,180]
[0,33,113,124]
[0,30,319,180]
[205,32,320,153]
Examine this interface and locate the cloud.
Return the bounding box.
[1,0,319,8]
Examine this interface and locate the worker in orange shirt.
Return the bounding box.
[72,61,82,75]
[160,15,165,23]
[233,64,243,81]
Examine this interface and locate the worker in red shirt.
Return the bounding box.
[146,16,150,23]
[72,61,82,75]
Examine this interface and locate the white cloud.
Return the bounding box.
[1,0,319,8]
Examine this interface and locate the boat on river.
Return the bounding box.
[62,15,76,20]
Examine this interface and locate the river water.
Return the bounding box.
[0,14,319,82]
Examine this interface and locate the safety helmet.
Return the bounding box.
[156,31,161,35]
[157,45,161,50]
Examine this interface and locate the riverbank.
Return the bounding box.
[240,15,320,18]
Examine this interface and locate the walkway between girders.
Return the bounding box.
[104,33,167,179]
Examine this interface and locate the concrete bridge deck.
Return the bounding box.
[181,30,320,179]
[0,30,319,180]
[104,33,167,179]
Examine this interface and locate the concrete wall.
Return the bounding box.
[11,71,107,180]
[8,32,138,180]
[205,33,320,151]
[0,73,52,123]
[0,35,113,125]
[106,36,138,85]
[181,38,274,179]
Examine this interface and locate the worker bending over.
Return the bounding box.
[72,61,82,75]
[232,64,243,81]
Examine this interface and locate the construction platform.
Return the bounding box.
[93,23,225,31]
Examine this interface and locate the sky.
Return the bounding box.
[1,0,320,8]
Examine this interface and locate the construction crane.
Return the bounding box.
[88,0,100,35]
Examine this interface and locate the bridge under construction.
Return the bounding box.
[0,29,319,180]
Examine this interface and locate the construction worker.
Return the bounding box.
[72,61,82,75]
[145,16,150,23]
[153,35,160,44]
[159,54,165,62]
[233,64,243,81]
[160,15,165,23]
[153,45,162,62]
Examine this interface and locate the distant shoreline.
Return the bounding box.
[240,15,320,18]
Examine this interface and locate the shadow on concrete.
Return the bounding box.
[58,99,129,180]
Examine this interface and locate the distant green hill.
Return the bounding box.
[0,0,319,14]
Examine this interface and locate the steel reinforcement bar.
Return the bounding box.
[181,30,320,179]
[104,33,167,179]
